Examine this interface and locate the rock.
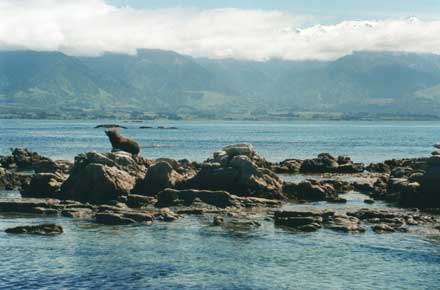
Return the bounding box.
[213,216,225,226]
[155,208,180,222]
[347,209,401,220]
[5,224,63,235]
[132,161,183,196]
[31,207,59,215]
[325,215,365,233]
[390,167,413,178]
[67,151,146,179]
[156,189,237,208]
[122,212,154,223]
[364,199,375,204]
[0,198,61,213]
[9,148,51,170]
[61,208,94,219]
[283,179,338,201]
[431,150,440,156]
[126,194,157,208]
[366,162,391,173]
[272,159,302,174]
[21,172,68,198]
[326,196,347,203]
[352,181,374,193]
[372,223,395,234]
[95,124,127,129]
[434,143,440,149]
[222,144,254,157]
[0,168,31,190]
[223,218,262,231]
[61,163,136,204]
[95,212,136,225]
[34,160,73,174]
[274,209,334,231]
[183,153,283,199]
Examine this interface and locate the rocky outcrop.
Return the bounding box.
[0,168,31,190]
[156,188,237,208]
[34,160,73,174]
[5,224,63,235]
[282,179,342,202]
[0,148,51,170]
[59,151,147,203]
[182,145,283,199]
[62,163,135,204]
[132,161,183,196]
[271,159,302,174]
[21,172,68,198]
[300,153,364,174]
[274,210,335,232]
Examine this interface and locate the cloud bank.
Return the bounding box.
[1,0,440,60]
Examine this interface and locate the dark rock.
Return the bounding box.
[5,224,63,235]
[325,215,365,233]
[283,179,338,201]
[61,208,94,219]
[122,212,154,223]
[366,162,391,173]
[95,124,127,129]
[155,208,180,222]
[0,168,31,190]
[300,153,364,174]
[126,194,157,208]
[95,212,136,225]
[372,223,395,234]
[213,216,225,226]
[34,160,73,174]
[61,163,135,204]
[183,150,283,199]
[132,161,183,196]
[0,198,61,213]
[364,199,375,204]
[274,209,334,231]
[272,159,302,174]
[21,172,68,198]
[156,188,237,208]
[352,181,374,193]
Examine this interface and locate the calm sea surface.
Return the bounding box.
[0,119,439,290]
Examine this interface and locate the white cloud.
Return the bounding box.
[0,0,440,60]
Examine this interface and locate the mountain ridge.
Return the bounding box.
[1,49,440,120]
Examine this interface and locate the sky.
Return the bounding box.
[0,0,440,60]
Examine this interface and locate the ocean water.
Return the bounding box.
[0,119,440,290]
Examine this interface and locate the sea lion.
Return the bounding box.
[105,130,140,155]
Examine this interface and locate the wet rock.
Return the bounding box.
[364,199,375,204]
[272,159,302,174]
[352,181,374,193]
[155,208,180,222]
[0,168,31,190]
[223,218,262,231]
[61,163,136,204]
[300,153,364,174]
[95,212,136,225]
[132,161,183,196]
[5,224,63,235]
[122,212,154,223]
[31,207,59,215]
[95,124,127,129]
[34,160,73,174]
[0,198,61,213]
[156,189,237,208]
[283,179,338,201]
[183,150,283,199]
[366,162,391,173]
[274,209,334,231]
[326,196,347,203]
[372,223,395,234]
[390,167,413,178]
[5,148,51,170]
[126,194,157,208]
[61,208,94,219]
[213,216,225,226]
[21,172,68,198]
[325,215,365,233]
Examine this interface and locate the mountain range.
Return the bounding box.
[1,49,440,120]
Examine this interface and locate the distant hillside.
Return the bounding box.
[1,50,440,120]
